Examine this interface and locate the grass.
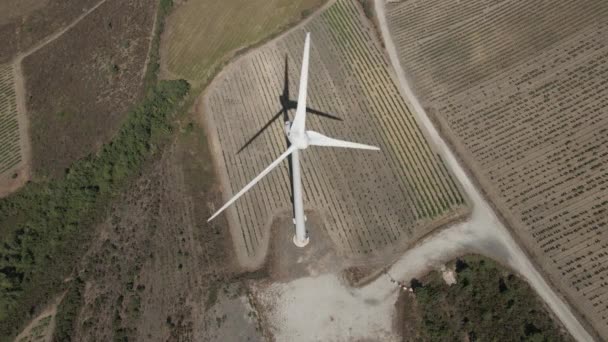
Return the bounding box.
[405,255,573,342]
[163,0,326,86]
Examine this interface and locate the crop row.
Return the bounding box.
[386,0,608,333]
[0,64,22,175]
[206,0,467,258]
[386,0,608,102]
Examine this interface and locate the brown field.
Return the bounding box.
[0,0,100,64]
[386,0,608,338]
[22,0,157,177]
[68,141,252,341]
[204,0,469,268]
[0,0,49,26]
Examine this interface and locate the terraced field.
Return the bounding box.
[385,0,608,338]
[205,0,469,265]
[162,0,325,85]
[0,64,21,175]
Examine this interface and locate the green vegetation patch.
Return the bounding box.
[0,79,189,340]
[53,277,85,342]
[405,255,573,342]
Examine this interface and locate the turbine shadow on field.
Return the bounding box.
[236,55,342,154]
[236,55,342,214]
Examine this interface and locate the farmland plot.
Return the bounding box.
[386,0,608,338]
[205,0,468,265]
[162,0,325,85]
[0,64,22,176]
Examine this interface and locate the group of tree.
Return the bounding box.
[407,255,573,342]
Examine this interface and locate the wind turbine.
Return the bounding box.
[208,33,380,247]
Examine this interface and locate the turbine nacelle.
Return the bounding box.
[287,129,309,150]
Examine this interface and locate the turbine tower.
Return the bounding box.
[208,33,380,247]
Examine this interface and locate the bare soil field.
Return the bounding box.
[22,0,157,177]
[161,0,326,86]
[0,0,100,63]
[204,0,469,269]
[385,0,608,338]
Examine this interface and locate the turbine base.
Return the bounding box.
[293,235,310,248]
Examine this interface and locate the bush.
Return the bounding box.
[53,277,85,342]
[410,255,573,342]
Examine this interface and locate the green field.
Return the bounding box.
[163,0,325,85]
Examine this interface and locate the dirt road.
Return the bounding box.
[371,0,594,341]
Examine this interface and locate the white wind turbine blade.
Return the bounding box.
[306,130,380,151]
[208,146,296,222]
[290,32,311,135]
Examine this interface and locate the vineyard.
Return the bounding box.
[162,0,325,85]
[0,64,22,175]
[204,0,468,263]
[386,0,608,338]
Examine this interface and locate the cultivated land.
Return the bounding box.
[205,0,469,267]
[162,0,326,86]
[0,63,27,195]
[385,0,608,338]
